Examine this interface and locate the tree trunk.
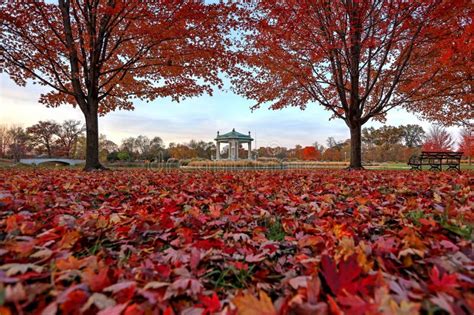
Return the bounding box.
[47,143,52,158]
[83,105,104,171]
[349,124,363,169]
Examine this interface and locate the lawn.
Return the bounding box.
[0,169,473,314]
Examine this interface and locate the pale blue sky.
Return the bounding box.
[0,73,462,148]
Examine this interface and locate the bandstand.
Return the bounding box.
[215,128,253,160]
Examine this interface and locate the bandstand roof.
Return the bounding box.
[215,128,253,141]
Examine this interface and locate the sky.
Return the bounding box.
[0,73,463,148]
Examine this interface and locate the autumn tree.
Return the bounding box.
[422,125,454,152]
[1,1,233,170]
[188,140,215,160]
[73,136,86,160]
[26,121,61,158]
[0,125,13,159]
[458,127,474,164]
[257,147,274,159]
[232,0,472,168]
[322,147,342,162]
[299,146,321,161]
[169,144,198,160]
[55,120,85,158]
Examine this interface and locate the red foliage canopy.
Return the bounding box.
[298,146,321,161]
[0,1,232,112]
[402,1,473,124]
[0,0,234,169]
[422,125,455,152]
[458,128,474,158]
[232,0,473,167]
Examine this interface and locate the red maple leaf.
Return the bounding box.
[428,266,459,296]
[60,290,88,315]
[320,254,362,296]
[194,239,224,250]
[198,292,221,315]
[337,294,375,315]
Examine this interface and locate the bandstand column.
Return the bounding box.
[235,140,239,160]
[248,142,251,160]
[216,141,220,160]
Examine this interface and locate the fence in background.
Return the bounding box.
[109,161,350,171]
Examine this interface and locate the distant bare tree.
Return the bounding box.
[313,141,325,154]
[55,120,85,158]
[8,127,31,161]
[26,121,60,157]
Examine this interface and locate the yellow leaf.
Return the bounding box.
[357,241,374,273]
[96,216,109,229]
[336,236,355,261]
[376,287,420,315]
[233,291,276,315]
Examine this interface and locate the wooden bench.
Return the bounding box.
[408,151,463,171]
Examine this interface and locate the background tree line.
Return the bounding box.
[254,124,473,163]
[0,120,85,161]
[361,124,472,162]
[1,121,471,164]
[0,121,216,163]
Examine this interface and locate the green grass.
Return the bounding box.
[406,210,427,226]
[406,209,473,240]
[204,264,255,289]
[264,217,286,241]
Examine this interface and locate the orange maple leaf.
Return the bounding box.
[233,291,276,315]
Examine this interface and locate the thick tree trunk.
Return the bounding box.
[83,106,104,171]
[349,124,363,169]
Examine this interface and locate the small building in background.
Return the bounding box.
[215,128,253,160]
